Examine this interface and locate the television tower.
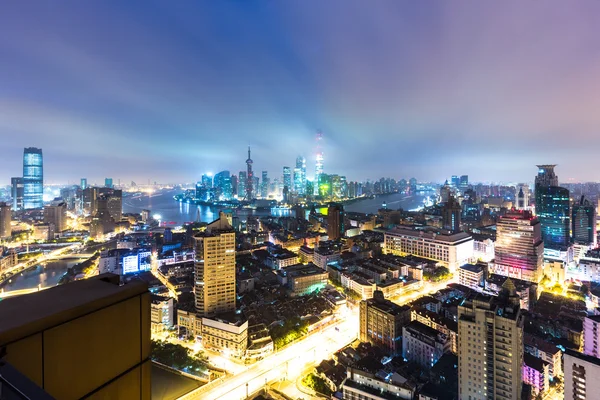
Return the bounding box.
[314,130,324,195]
[246,146,254,200]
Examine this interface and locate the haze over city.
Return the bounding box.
[2,1,600,184]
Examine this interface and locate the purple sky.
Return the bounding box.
[1,1,600,185]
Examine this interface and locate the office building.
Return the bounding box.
[402,321,450,369]
[314,131,324,196]
[441,195,461,232]
[327,202,344,240]
[105,177,113,188]
[283,166,291,193]
[564,349,600,400]
[23,147,43,209]
[583,315,600,358]
[201,316,248,359]
[214,170,232,200]
[359,290,411,355]
[460,175,469,189]
[279,263,328,296]
[536,185,570,249]
[458,279,524,400]
[261,170,269,198]
[238,171,247,198]
[89,196,116,239]
[573,196,597,246]
[80,178,87,190]
[105,189,123,222]
[43,199,67,232]
[11,177,24,210]
[534,164,559,190]
[194,211,236,316]
[246,146,254,200]
[440,181,452,203]
[384,227,474,272]
[0,274,151,399]
[294,155,306,195]
[0,202,11,239]
[490,209,544,283]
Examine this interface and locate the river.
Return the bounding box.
[123,190,426,224]
[0,258,89,292]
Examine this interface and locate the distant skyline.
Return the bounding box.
[2,1,600,184]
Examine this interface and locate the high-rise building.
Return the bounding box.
[359,290,411,356]
[314,131,323,196]
[261,171,269,198]
[573,196,597,247]
[89,196,116,239]
[537,185,570,249]
[451,175,460,188]
[201,173,213,189]
[246,147,254,200]
[282,166,292,193]
[44,199,67,232]
[442,195,461,232]
[440,180,452,203]
[458,280,524,400]
[230,174,238,197]
[294,155,306,195]
[104,177,113,188]
[238,171,247,199]
[11,177,24,211]
[194,212,236,316]
[516,184,530,210]
[23,147,43,209]
[327,203,344,240]
[491,209,544,282]
[80,178,87,190]
[564,349,600,400]
[534,164,559,190]
[214,171,232,200]
[460,175,469,189]
[0,202,11,239]
[0,274,151,399]
[105,189,123,222]
[583,315,600,358]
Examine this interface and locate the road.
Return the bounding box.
[179,310,358,400]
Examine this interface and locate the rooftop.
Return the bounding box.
[385,226,473,244]
[404,320,443,339]
[459,263,484,273]
[565,349,600,367]
[0,274,148,346]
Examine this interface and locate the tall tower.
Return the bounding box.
[458,281,524,400]
[0,202,11,239]
[572,196,597,247]
[194,212,236,316]
[295,155,307,195]
[314,131,324,196]
[246,146,254,200]
[441,195,462,232]
[23,147,43,209]
[327,202,344,240]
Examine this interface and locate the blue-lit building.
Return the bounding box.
[294,155,306,195]
[213,170,232,200]
[536,186,570,249]
[104,178,113,188]
[23,147,43,209]
[572,196,596,246]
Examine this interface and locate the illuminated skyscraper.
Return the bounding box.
[294,155,306,195]
[238,171,246,198]
[572,196,597,246]
[201,173,213,189]
[246,147,254,200]
[194,212,236,316]
[261,171,269,198]
[534,165,558,191]
[516,184,530,210]
[80,178,87,190]
[314,131,323,195]
[23,147,43,209]
[104,178,113,188]
[282,166,291,193]
[537,186,570,249]
[491,209,544,282]
[214,171,232,200]
[442,195,461,232]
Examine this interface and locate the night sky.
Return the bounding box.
[2,1,600,185]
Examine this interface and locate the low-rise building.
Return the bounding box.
[313,246,341,270]
[377,279,422,299]
[151,295,174,334]
[0,249,18,273]
[402,321,450,369]
[458,263,484,290]
[265,248,299,270]
[278,263,328,296]
[411,307,458,354]
[524,333,563,379]
[298,245,314,264]
[246,324,274,361]
[201,315,248,359]
[342,367,415,400]
[342,272,377,300]
[359,290,411,355]
[522,353,549,397]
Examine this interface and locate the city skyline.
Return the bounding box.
[3,2,600,184]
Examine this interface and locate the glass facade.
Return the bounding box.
[536,186,570,249]
[23,147,43,209]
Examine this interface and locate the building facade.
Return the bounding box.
[491,210,544,283]
[0,202,11,239]
[458,280,524,400]
[564,349,600,400]
[402,321,450,369]
[572,196,597,247]
[23,147,43,209]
